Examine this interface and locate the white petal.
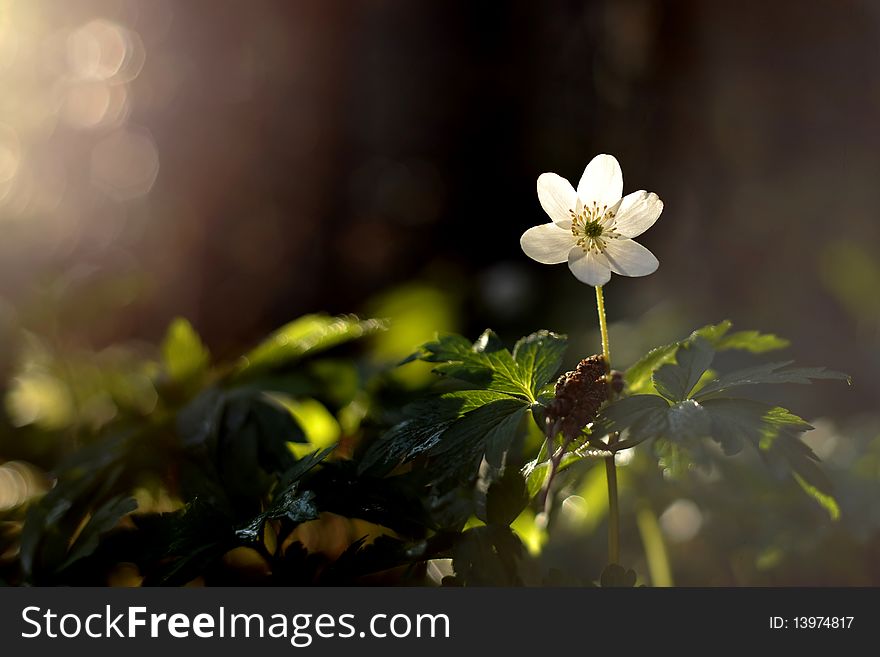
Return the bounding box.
[603,238,659,277]
[576,154,623,208]
[537,173,576,227]
[520,223,574,264]
[613,191,663,238]
[568,247,611,286]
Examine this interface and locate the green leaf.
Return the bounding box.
[715,330,790,353]
[666,400,711,441]
[595,395,671,447]
[321,534,450,584]
[236,314,386,377]
[512,330,568,395]
[625,321,789,395]
[305,461,431,536]
[161,317,210,384]
[599,563,638,587]
[358,391,511,474]
[625,322,729,394]
[480,467,529,526]
[429,399,529,468]
[522,455,558,499]
[652,338,715,402]
[19,431,133,580]
[793,473,840,521]
[597,396,711,459]
[473,328,505,354]
[452,525,523,586]
[598,394,832,504]
[405,331,533,400]
[235,487,319,542]
[361,349,531,478]
[694,363,851,399]
[59,496,138,571]
[135,499,237,586]
[699,398,811,455]
[279,445,336,489]
[176,389,306,505]
[625,343,679,396]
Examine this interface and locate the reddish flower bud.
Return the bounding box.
[546,354,609,440]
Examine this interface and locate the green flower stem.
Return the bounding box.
[595,284,620,565]
[595,285,611,366]
[604,456,620,565]
[636,505,673,587]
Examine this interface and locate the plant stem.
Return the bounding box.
[595,285,611,366]
[635,505,673,587]
[595,284,620,565]
[605,456,620,564]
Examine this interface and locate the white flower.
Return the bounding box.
[520,154,663,286]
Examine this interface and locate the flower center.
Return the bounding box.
[569,201,617,254]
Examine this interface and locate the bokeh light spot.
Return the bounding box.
[67,19,141,82]
[0,123,21,184]
[659,498,704,543]
[90,127,159,200]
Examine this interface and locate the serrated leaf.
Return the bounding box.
[666,400,711,441]
[599,563,638,587]
[279,445,336,489]
[652,338,715,402]
[595,394,671,447]
[305,461,430,536]
[406,332,534,400]
[235,487,319,542]
[670,397,836,512]
[624,343,679,395]
[59,496,138,571]
[762,428,831,492]
[793,473,840,521]
[480,468,528,526]
[473,329,505,354]
[694,362,850,399]
[715,330,790,353]
[358,390,513,474]
[136,499,237,586]
[429,399,529,469]
[236,314,386,377]
[452,525,523,586]
[428,399,528,457]
[625,321,789,395]
[321,534,447,584]
[176,389,305,507]
[161,317,210,384]
[697,397,815,456]
[522,446,609,499]
[693,320,733,342]
[625,322,729,394]
[512,330,568,395]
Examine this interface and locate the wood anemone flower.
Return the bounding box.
[520,153,664,286]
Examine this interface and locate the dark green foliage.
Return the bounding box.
[597,321,849,517]
[599,563,639,587]
[1,313,850,586]
[305,461,432,537]
[625,320,789,395]
[234,314,387,379]
[133,499,238,586]
[363,330,568,491]
[652,338,716,402]
[451,525,524,586]
[403,329,566,401]
[235,488,318,542]
[176,388,305,512]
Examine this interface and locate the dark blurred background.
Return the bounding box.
[1,0,879,584]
